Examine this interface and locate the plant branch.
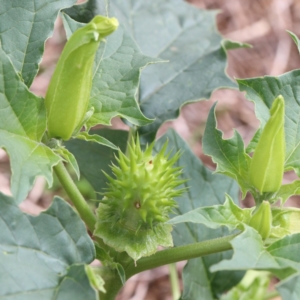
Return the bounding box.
[54,161,96,232]
[125,234,236,278]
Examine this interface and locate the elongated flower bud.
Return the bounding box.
[249,201,271,239]
[45,16,119,140]
[94,137,186,261]
[250,96,285,193]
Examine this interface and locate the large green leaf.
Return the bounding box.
[203,103,252,197]
[0,0,77,87]
[61,12,157,128]
[0,193,97,299]
[65,129,128,195]
[168,195,254,231]
[64,0,236,144]
[0,47,60,203]
[277,273,300,300]
[155,130,243,300]
[237,70,300,176]
[211,226,300,279]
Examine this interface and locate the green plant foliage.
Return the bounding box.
[155,130,243,299]
[237,69,300,177]
[203,103,252,197]
[0,47,60,203]
[0,0,77,87]
[61,13,157,129]
[66,129,128,196]
[63,0,239,144]
[0,193,97,299]
[169,195,253,231]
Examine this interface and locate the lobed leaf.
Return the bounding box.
[0,193,97,299]
[61,13,158,129]
[0,0,77,87]
[203,103,252,197]
[155,130,243,300]
[0,47,60,203]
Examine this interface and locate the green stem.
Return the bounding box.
[54,161,96,232]
[125,234,235,278]
[169,263,180,300]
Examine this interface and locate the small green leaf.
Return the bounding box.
[54,147,80,179]
[287,31,300,55]
[76,131,118,150]
[271,180,300,204]
[203,103,252,197]
[168,195,253,231]
[85,265,106,293]
[222,40,252,50]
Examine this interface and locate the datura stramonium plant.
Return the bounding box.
[94,137,186,261]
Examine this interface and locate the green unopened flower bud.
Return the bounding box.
[45,16,119,140]
[249,201,272,239]
[249,96,285,193]
[94,137,186,261]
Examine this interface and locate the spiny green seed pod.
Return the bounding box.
[94,137,186,261]
[45,16,119,140]
[249,95,285,194]
[249,201,272,240]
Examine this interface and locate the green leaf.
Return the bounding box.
[203,103,252,197]
[55,265,101,299]
[222,40,252,50]
[271,180,300,204]
[54,147,80,179]
[277,273,300,300]
[168,195,253,231]
[61,13,158,128]
[76,131,118,150]
[0,193,96,299]
[155,130,243,300]
[0,0,77,87]
[211,226,300,279]
[210,227,279,272]
[237,71,300,176]
[287,31,300,55]
[0,47,60,203]
[65,129,128,196]
[128,0,235,143]
[63,0,236,144]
